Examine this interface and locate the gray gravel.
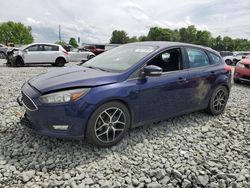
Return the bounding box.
[0,59,250,188]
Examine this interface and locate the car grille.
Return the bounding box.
[22,92,38,111]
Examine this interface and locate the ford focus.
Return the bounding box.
[18,42,232,147]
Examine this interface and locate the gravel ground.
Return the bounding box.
[0,59,249,188]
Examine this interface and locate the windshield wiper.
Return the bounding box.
[84,66,110,72]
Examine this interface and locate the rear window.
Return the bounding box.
[186,48,210,68]
[208,52,221,64]
[44,45,58,51]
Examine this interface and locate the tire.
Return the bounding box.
[225,59,232,65]
[206,86,229,116]
[88,55,95,60]
[234,78,240,84]
[0,52,6,59]
[55,58,65,67]
[12,57,24,67]
[86,101,130,147]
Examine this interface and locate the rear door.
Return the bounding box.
[42,45,59,63]
[184,47,218,109]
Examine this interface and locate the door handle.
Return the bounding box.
[210,71,215,75]
[178,77,187,83]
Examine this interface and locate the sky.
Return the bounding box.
[0,0,250,44]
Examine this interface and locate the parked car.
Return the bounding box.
[18,42,232,147]
[83,45,105,55]
[8,43,69,67]
[68,48,95,62]
[223,52,250,65]
[0,44,8,59]
[234,55,250,84]
[219,51,234,57]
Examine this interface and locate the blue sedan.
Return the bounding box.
[18,42,232,147]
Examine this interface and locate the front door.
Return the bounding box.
[23,44,43,63]
[137,48,191,122]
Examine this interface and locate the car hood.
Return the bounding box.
[28,66,119,93]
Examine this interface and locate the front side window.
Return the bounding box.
[27,45,38,52]
[187,48,209,68]
[147,48,182,72]
[83,44,157,72]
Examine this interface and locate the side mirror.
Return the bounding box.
[242,55,246,59]
[24,49,29,52]
[142,65,162,77]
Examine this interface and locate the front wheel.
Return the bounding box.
[206,86,229,116]
[86,102,130,147]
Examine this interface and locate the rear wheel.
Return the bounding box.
[55,58,65,67]
[206,86,229,116]
[86,102,130,147]
[88,55,95,60]
[233,78,240,84]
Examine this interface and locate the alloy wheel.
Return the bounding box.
[94,107,126,143]
[213,89,226,112]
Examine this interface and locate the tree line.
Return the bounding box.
[0,21,33,45]
[110,26,250,51]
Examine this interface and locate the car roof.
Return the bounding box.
[26,43,61,47]
[130,41,220,55]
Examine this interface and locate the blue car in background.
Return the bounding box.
[18,42,232,147]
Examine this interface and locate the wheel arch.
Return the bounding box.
[55,56,66,63]
[86,98,134,133]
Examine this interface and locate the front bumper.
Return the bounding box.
[18,84,95,139]
[234,66,250,83]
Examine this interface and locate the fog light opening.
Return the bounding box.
[52,125,69,130]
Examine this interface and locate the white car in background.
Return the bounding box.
[68,48,95,62]
[9,43,69,67]
[223,52,250,65]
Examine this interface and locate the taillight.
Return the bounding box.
[224,64,232,72]
[62,50,68,55]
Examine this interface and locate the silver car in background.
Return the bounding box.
[68,48,95,62]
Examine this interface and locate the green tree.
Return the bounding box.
[110,30,129,44]
[127,36,138,43]
[179,25,197,43]
[223,36,234,51]
[55,40,66,45]
[69,37,78,48]
[147,27,172,41]
[138,35,148,41]
[0,21,33,44]
[110,25,250,51]
[195,30,212,46]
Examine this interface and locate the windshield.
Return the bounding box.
[83,44,157,72]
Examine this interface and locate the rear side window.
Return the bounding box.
[44,45,59,51]
[208,52,221,64]
[27,45,38,51]
[186,48,209,68]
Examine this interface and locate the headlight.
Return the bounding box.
[39,88,90,104]
[236,62,245,68]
